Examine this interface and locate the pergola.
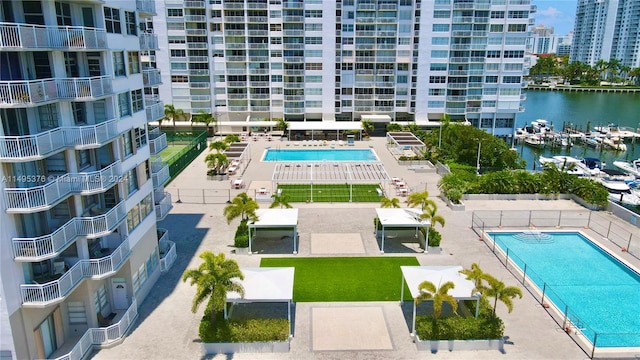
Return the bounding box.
[248,208,299,254]
[287,121,363,141]
[400,266,481,336]
[225,267,295,337]
[386,132,426,153]
[375,208,431,253]
[272,162,392,202]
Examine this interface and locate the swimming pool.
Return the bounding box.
[489,231,640,348]
[263,149,378,162]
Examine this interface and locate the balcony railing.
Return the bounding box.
[56,75,113,100]
[155,192,172,221]
[20,236,129,305]
[142,68,162,87]
[0,75,112,106]
[51,300,138,360]
[151,163,170,188]
[136,0,156,15]
[139,33,158,50]
[0,118,119,161]
[149,132,167,155]
[146,100,164,122]
[12,201,126,262]
[4,161,121,213]
[0,22,107,50]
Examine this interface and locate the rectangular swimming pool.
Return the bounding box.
[489,231,640,348]
[263,149,378,162]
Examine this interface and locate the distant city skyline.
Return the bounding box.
[532,0,576,36]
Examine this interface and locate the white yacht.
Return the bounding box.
[599,179,640,206]
[539,156,585,176]
[613,159,640,178]
[602,136,627,151]
[538,156,602,176]
[524,134,545,148]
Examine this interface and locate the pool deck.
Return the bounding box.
[91,136,639,360]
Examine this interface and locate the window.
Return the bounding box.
[113,52,125,76]
[429,76,446,83]
[305,63,322,70]
[305,10,322,18]
[508,24,527,32]
[490,11,505,18]
[397,75,408,83]
[167,8,183,17]
[306,50,322,57]
[342,37,354,45]
[305,37,322,45]
[508,10,529,18]
[396,100,407,107]
[430,50,448,58]
[270,10,281,18]
[428,101,444,108]
[341,88,353,95]
[104,7,121,34]
[341,24,353,32]
[306,23,322,31]
[78,150,91,169]
[503,50,524,58]
[118,92,131,117]
[485,76,498,83]
[502,76,521,83]
[430,63,447,71]
[167,22,184,30]
[271,50,282,57]
[490,24,503,32]
[55,2,71,26]
[171,75,188,83]
[131,90,143,113]
[429,88,445,96]
[306,88,322,95]
[482,100,496,107]
[432,24,449,32]
[127,52,140,74]
[485,63,500,71]
[341,100,352,107]
[487,50,501,58]
[500,88,520,95]
[210,9,221,18]
[123,132,133,157]
[434,11,451,18]
[398,38,411,45]
[170,49,186,58]
[305,75,322,83]
[168,36,185,44]
[134,126,147,148]
[126,168,138,196]
[171,63,187,70]
[271,75,283,82]
[306,100,322,107]
[341,63,353,70]
[504,63,523,71]
[505,37,526,45]
[125,11,136,35]
[432,37,449,45]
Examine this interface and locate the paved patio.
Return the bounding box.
[89,136,637,360]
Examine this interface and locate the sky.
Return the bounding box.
[531,0,577,35]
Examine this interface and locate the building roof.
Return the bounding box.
[250,208,299,228]
[401,266,479,300]
[375,208,431,227]
[227,267,295,302]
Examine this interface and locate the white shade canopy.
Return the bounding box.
[401,266,479,300]
[251,208,299,228]
[227,267,295,302]
[376,208,431,227]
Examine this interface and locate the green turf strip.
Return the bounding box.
[159,145,187,163]
[277,184,382,202]
[260,257,419,302]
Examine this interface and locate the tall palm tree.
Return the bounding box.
[182,251,245,325]
[164,104,185,129]
[481,273,523,317]
[606,58,620,80]
[191,111,216,136]
[361,119,374,138]
[629,67,640,85]
[419,202,445,230]
[223,192,259,224]
[270,193,292,209]
[380,196,401,208]
[459,263,486,293]
[594,59,608,80]
[415,280,458,320]
[224,134,241,144]
[275,118,289,136]
[205,152,229,175]
[209,140,229,153]
[407,191,435,211]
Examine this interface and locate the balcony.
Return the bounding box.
[283,16,304,23]
[50,300,137,360]
[227,81,247,87]
[283,82,304,89]
[136,0,156,15]
[228,106,248,112]
[186,42,207,49]
[188,55,209,62]
[0,22,107,50]
[149,132,167,155]
[20,236,130,307]
[151,162,170,188]
[145,100,164,122]
[248,16,268,23]
[4,161,121,213]
[185,15,207,22]
[0,118,120,162]
[155,192,172,221]
[251,106,270,111]
[189,69,209,76]
[139,33,158,50]
[142,68,162,87]
[56,76,113,101]
[189,82,210,88]
[227,94,248,100]
[184,0,205,8]
[447,83,468,89]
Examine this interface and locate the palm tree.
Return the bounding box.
[164,104,185,129]
[619,65,631,83]
[380,196,401,208]
[361,119,374,138]
[415,280,458,320]
[481,273,523,317]
[224,134,241,144]
[275,118,289,137]
[191,110,216,136]
[386,123,403,132]
[629,67,640,85]
[209,140,229,153]
[205,152,229,175]
[182,251,245,325]
[419,202,445,230]
[270,192,292,209]
[606,58,620,80]
[459,263,486,293]
[594,59,608,80]
[407,191,435,211]
[223,192,259,224]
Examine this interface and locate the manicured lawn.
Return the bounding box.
[277,184,382,202]
[159,145,186,163]
[260,257,419,301]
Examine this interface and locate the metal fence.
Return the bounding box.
[164,131,207,181]
[471,209,640,358]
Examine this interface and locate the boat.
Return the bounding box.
[550,133,572,148]
[598,179,640,206]
[594,123,620,136]
[612,159,640,178]
[582,157,605,173]
[523,134,545,148]
[602,136,627,151]
[538,156,586,176]
[531,119,551,134]
[583,136,603,148]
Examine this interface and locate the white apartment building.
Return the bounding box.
[155,0,534,138]
[0,1,175,359]
[571,0,640,68]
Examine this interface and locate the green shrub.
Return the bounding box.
[199,317,289,343]
[415,298,504,340]
[234,220,249,247]
[427,228,442,247]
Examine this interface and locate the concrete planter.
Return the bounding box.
[426,246,442,254]
[415,336,504,352]
[202,340,290,354]
[207,174,229,181]
[439,194,465,211]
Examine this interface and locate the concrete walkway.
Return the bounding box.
[90,136,636,360]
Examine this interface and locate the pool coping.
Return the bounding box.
[480,229,640,356]
[261,147,381,162]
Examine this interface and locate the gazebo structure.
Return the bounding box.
[400,266,481,336]
[272,162,392,202]
[248,209,299,254]
[225,267,295,337]
[386,132,426,155]
[375,208,431,253]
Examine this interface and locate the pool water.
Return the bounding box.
[263,149,378,162]
[490,232,640,348]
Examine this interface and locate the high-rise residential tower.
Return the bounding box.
[0,0,175,359]
[571,0,640,68]
[155,0,534,139]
